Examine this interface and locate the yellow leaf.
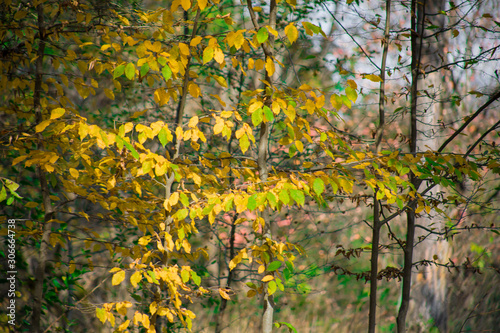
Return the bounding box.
[68,168,79,178]
[116,301,132,316]
[213,75,227,88]
[104,88,115,100]
[96,308,107,324]
[117,320,130,331]
[214,48,224,64]
[284,23,298,44]
[261,275,274,282]
[169,192,179,206]
[213,118,224,135]
[112,270,126,286]
[255,58,265,71]
[364,74,383,82]
[188,116,199,128]
[150,301,158,315]
[188,82,200,98]
[14,10,28,20]
[69,260,76,274]
[107,176,116,189]
[154,88,169,106]
[247,289,257,298]
[178,42,190,55]
[203,47,214,64]
[12,155,28,166]
[36,120,51,133]
[198,0,207,9]
[181,0,191,11]
[191,36,202,47]
[142,314,150,329]
[76,12,85,23]
[347,79,357,90]
[155,162,168,177]
[50,108,66,120]
[265,57,275,76]
[219,288,231,300]
[130,271,142,288]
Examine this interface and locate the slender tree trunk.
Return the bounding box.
[32,4,53,333]
[397,0,422,331]
[368,197,381,333]
[368,2,390,331]
[215,213,238,333]
[408,0,449,330]
[245,0,277,331]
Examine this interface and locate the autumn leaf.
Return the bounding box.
[130,271,142,288]
[112,270,126,286]
[50,108,65,119]
[219,288,231,300]
[261,275,274,282]
[125,63,135,80]
[114,64,125,78]
[364,74,383,82]
[257,27,269,44]
[284,23,298,43]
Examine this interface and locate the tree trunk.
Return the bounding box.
[398,0,450,331]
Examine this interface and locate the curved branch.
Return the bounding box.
[438,89,500,153]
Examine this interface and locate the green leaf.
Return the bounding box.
[268,261,282,271]
[275,322,298,333]
[275,278,284,291]
[176,208,189,220]
[147,270,159,284]
[267,192,277,208]
[246,282,257,289]
[279,189,290,204]
[257,27,269,44]
[247,194,258,210]
[162,65,172,81]
[268,280,277,295]
[252,108,263,127]
[345,86,357,103]
[313,178,325,196]
[203,47,214,64]
[190,271,201,286]
[158,128,168,147]
[289,189,305,206]
[116,136,140,160]
[140,63,149,77]
[180,192,190,206]
[0,186,7,202]
[114,64,125,79]
[125,62,135,80]
[181,270,190,283]
[283,268,291,281]
[263,105,274,122]
[4,179,19,192]
[341,95,351,108]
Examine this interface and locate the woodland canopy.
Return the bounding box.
[1,0,499,332]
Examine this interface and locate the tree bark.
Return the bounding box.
[33,3,53,332]
[397,0,423,331]
[368,2,391,332]
[246,0,277,331]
